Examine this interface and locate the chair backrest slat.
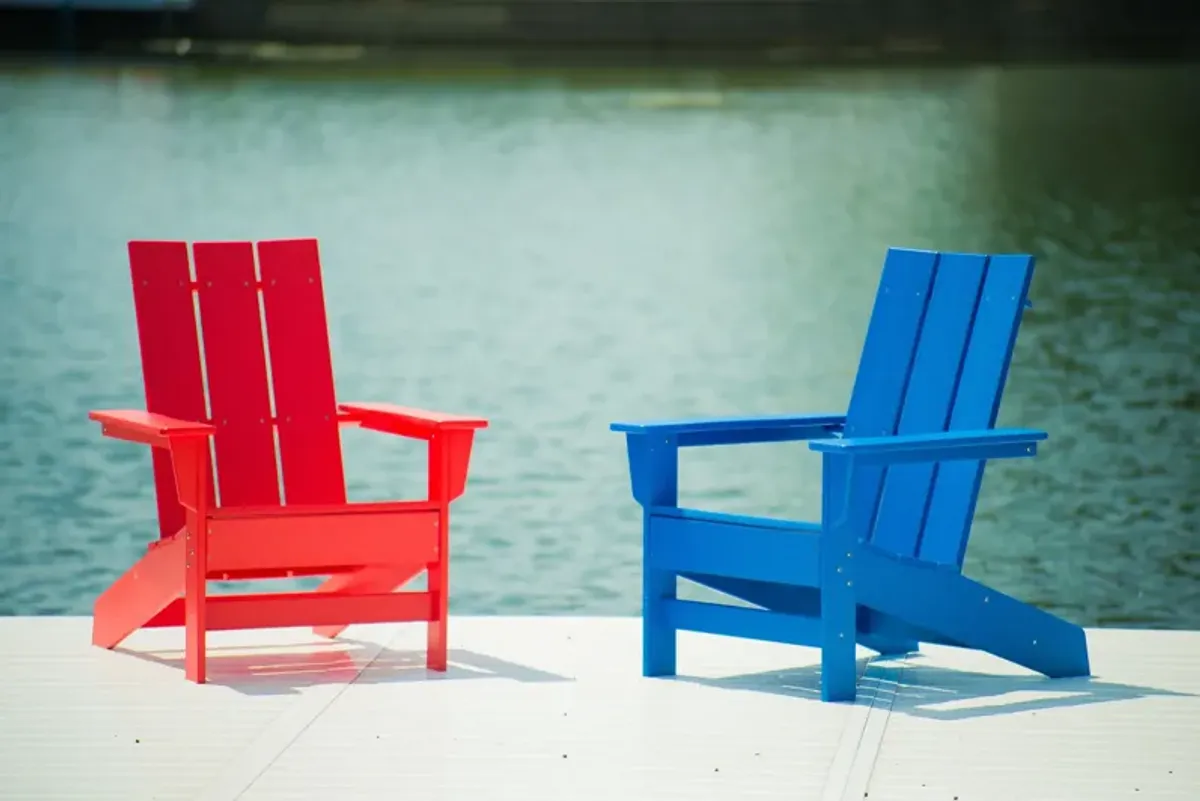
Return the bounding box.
[842,248,938,543]
[258,239,346,506]
[918,254,1034,566]
[129,238,350,524]
[870,253,988,557]
[192,242,281,508]
[128,241,212,537]
[844,248,1034,567]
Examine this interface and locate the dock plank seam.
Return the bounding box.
[820,656,906,801]
[191,626,398,801]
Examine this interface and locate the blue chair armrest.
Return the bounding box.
[611,413,846,448]
[809,428,1047,466]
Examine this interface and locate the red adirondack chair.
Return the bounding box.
[89,239,487,684]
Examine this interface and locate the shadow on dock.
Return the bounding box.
[115,639,574,695]
[669,654,1194,721]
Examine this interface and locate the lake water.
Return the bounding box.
[0,60,1196,626]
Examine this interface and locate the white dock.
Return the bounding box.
[1,616,1197,800]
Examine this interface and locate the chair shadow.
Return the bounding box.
[115,639,573,696]
[668,653,1193,720]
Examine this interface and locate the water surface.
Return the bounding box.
[0,61,1196,626]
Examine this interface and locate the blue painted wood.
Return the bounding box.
[626,434,678,508]
[627,435,679,676]
[855,546,1091,678]
[648,512,820,587]
[681,574,821,615]
[920,254,1035,566]
[857,630,920,656]
[654,506,820,532]
[842,248,939,552]
[859,609,934,651]
[610,246,1090,702]
[662,599,825,648]
[678,573,927,654]
[676,423,842,448]
[611,413,845,446]
[809,428,1046,466]
[819,452,858,701]
[871,253,988,558]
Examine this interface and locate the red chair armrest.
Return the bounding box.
[90,410,215,448]
[338,402,488,440]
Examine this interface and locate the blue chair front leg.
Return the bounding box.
[643,527,677,676]
[820,452,862,702]
[626,433,681,677]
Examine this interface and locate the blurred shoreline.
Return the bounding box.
[2,0,1198,66]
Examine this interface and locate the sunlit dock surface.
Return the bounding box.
[2,616,1197,799]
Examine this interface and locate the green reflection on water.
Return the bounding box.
[0,61,1196,625]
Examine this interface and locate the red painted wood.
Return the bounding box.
[145,591,435,630]
[90,410,214,447]
[257,239,346,506]
[428,437,451,670]
[175,437,212,683]
[184,509,206,682]
[443,429,477,502]
[207,510,439,574]
[127,241,211,537]
[91,532,186,648]
[340,401,489,437]
[95,237,487,683]
[205,566,351,581]
[210,499,438,519]
[142,598,188,628]
[192,241,281,508]
[312,565,428,639]
[205,591,436,631]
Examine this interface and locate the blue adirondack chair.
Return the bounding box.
[610,247,1091,702]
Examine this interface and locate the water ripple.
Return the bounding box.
[0,62,1196,626]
